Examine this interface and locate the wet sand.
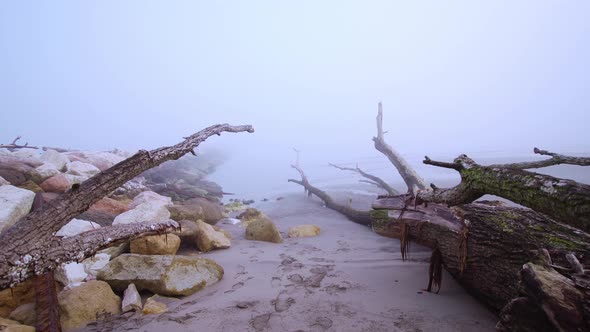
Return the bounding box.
[82,190,497,332]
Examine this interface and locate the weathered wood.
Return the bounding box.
[0,124,254,288]
[288,164,372,226]
[419,154,590,232]
[370,200,590,311]
[329,163,399,195]
[0,136,39,150]
[372,102,427,194]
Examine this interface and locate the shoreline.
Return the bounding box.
[81,191,497,332]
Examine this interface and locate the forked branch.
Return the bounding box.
[329,163,398,195]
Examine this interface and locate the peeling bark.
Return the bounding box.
[0,124,254,288]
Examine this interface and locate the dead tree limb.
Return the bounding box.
[0,136,39,150]
[0,123,254,288]
[372,102,427,194]
[288,164,372,226]
[489,147,590,169]
[329,163,399,195]
[418,154,590,232]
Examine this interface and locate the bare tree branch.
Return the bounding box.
[0,136,39,150]
[329,163,399,195]
[488,147,590,169]
[288,164,372,226]
[372,102,427,194]
[0,123,254,288]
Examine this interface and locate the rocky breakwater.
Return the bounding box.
[0,146,231,330]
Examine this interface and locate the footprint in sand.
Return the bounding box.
[272,290,295,312]
[271,276,282,288]
[310,317,333,331]
[250,313,272,331]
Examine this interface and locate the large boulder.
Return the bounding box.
[195,220,231,252]
[130,234,181,255]
[66,161,100,178]
[0,175,10,185]
[129,191,172,209]
[97,254,223,296]
[245,218,283,243]
[112,202,170,225]
[288,225,321,238]
[55,218,101,237]
[168,197,224,225]
[0,185,35,234]
[0,317,34,332]
[40,149,69,171]
[30,162,60,183]
[58,280,121,330]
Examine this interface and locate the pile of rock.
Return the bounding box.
[0,147,233,330]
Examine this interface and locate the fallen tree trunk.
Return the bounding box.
[371,197,590,312]
[0,123,254,288]
[419,153,590,232]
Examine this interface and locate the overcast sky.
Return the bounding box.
[1,1,589,195]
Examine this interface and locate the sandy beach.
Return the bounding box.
[80,189,497,332]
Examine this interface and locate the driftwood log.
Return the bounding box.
[290,103,590,330]
[0,123,254,288]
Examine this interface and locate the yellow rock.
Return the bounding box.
[142,296,168,315]
[195,220,231,252]
[0,279,36,318]
[130,233,181,255]
[288,225,321,238]
[58,280,121,330]
[0,317,35,332]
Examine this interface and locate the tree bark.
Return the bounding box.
[371,197,590,312]
[372,102,427,194]
[418,154,590,232]
[0,123,254,288]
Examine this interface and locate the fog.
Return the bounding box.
[1,1,589,197]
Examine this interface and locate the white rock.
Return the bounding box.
[129,191,172,209]
[0,185,35,234]
[84,152,124,171]
[121,283,142,312]
[66,161,101,177]
[83,253,111,277]
[112,202,170,225]
[64,173,89,185]
[55,262,88,288]
[12,149,41,160]
[40,149,69,171]
[0,175,9,186]
[55,219,101,237]
[31,162,60,182]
